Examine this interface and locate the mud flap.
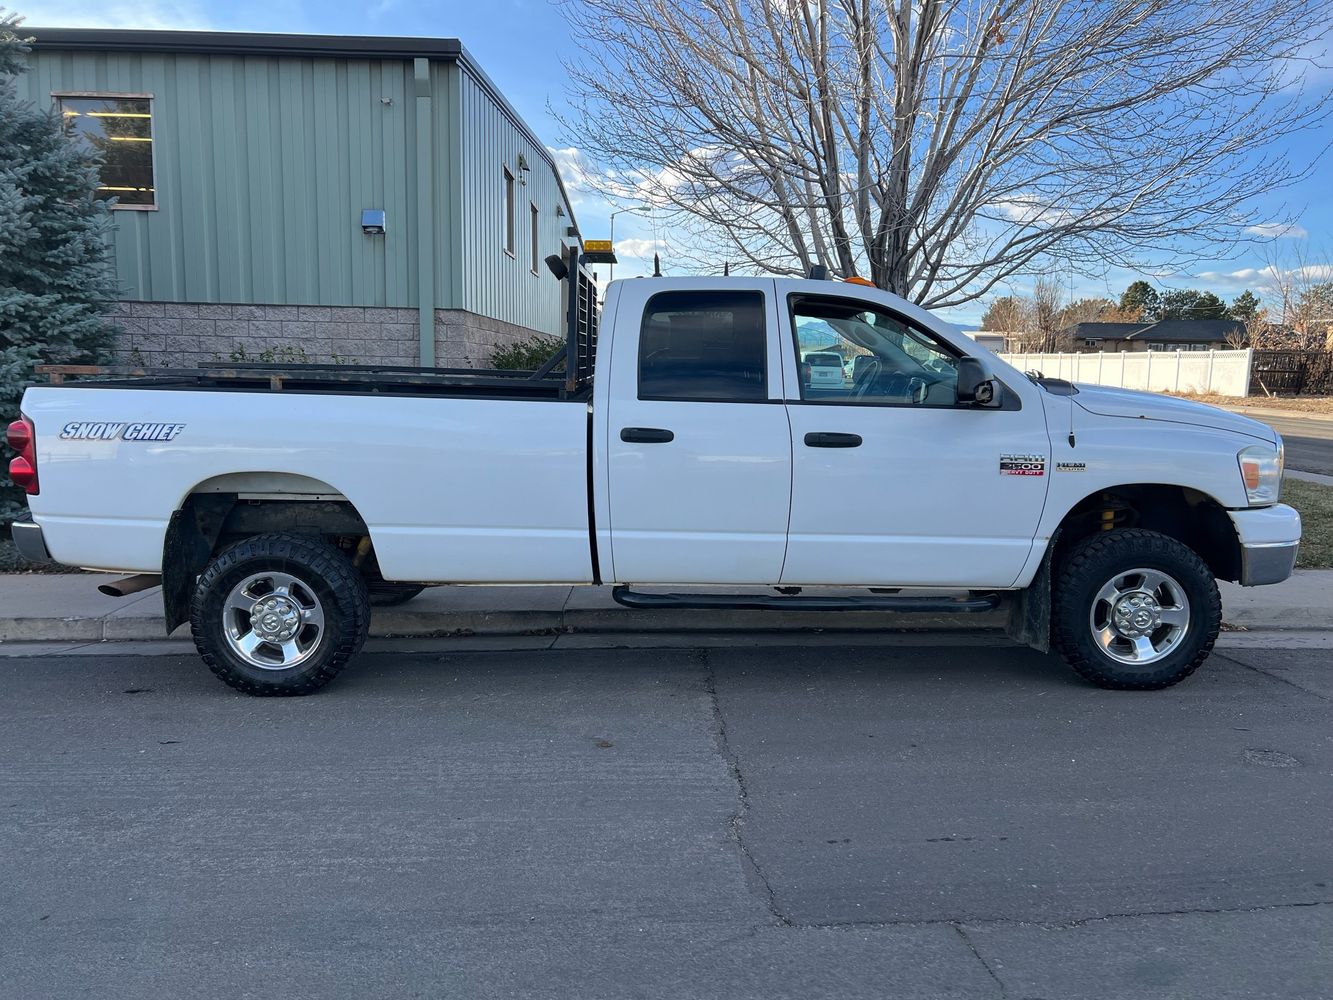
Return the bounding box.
[1006,532,1059,654]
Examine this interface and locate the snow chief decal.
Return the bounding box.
[60,421,186,442]
[999,454,1046,476]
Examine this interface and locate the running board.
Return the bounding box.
[611,587,1000,613]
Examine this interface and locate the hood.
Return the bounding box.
[1069,384,1277,443]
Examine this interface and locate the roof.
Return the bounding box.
[1068,322,1150,340]
[25,27,468,60]
[1068,320,1244,343]
[24,27,580,237]
[1129,319,1245,343]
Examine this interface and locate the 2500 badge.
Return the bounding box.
[60,421,186,442]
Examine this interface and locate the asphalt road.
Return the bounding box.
[2,640,1330,999]
[1243,412,1333,476]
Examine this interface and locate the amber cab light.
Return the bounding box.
[6,417,38,495]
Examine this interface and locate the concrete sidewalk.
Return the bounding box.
[0,571,1328,644]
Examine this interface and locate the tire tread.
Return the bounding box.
[189,533,370,696]
[1051,528,1222,690]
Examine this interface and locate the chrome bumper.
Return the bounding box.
[10,515,51,562]
[1239,541,1299,586]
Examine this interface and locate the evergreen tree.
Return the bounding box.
[1159,289,1229,320]
[1118,280,1161,322]
[1,10,118,524]
[1229,290,1261,327]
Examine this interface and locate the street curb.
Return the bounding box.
[0,605,1013,644]
[1223,405,1333,424]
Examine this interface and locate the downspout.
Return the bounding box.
[413,57,436,366]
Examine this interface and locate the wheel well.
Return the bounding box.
[160,492,376,634]
[1053,484,1241,583]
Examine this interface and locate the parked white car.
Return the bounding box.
[802,351,846,390]
[9,276,1300,695]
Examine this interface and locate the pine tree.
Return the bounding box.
[1,10,118,524]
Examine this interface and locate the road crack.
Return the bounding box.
[701,649,793,928]
[953,924,1009,998]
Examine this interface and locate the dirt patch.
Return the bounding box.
[1168,392,1333,415]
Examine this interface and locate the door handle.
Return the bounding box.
[804,432,862,448]
[621,427,675,444]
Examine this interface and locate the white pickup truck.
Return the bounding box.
[8,276,1300,695]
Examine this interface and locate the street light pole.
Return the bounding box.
[608,207,648,284]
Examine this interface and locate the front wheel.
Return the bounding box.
[1052,529,1221,690]
[190,533,371,696]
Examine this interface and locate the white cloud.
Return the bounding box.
[993,194,1077,228]
[1195,268,1269,287]
[615,238,663,258]
[547,146,596,206]
[18,1,211,29]
[1244,221,1308,239]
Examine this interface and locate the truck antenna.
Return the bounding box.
[653,253,661,277]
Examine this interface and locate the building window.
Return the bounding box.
[503,166,515,257]
[530,203,540,274]
[57,95,155,208]
[1084,339,1099,348]
[1147,342,1167,351]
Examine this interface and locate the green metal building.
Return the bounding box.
[20,28,584,368]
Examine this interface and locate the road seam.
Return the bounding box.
[1212,650,1332,701]
[766,898,1333,932]
[702,649,793,928]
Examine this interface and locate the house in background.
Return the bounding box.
[1067,319,1247,353]
[20,28,585,369]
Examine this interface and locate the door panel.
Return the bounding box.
[605,281,793,584]
[780,292,1050,588]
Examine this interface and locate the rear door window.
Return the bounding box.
[638,291,767,402]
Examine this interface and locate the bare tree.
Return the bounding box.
[1262,245,1333,349]
[559,0,1330,308]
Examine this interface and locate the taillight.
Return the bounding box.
[6,417,38,495]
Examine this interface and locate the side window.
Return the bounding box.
[503,166,515,256]
[639,291,767,402]
[58,95,155,208]
[790,295,960,406]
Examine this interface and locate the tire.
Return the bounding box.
[189,533,371,696]
[1051,528,1221,690]
[368,583,427,607]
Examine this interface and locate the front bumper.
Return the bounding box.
[9,514,50,562]
[1229,504,1301,586]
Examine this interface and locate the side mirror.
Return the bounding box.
[956,356,1000,406]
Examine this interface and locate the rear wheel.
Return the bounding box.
[1052,529,1221,690]
[190,533,371,696]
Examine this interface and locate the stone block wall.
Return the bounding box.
[110,302,537,370]
[433,309,550,369]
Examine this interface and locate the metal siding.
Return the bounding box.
[19,48,418,307]
[454,67,568,336]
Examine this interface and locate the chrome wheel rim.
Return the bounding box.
[223,571,325,670]
[1089,567,1191,666]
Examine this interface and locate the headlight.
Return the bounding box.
[1238,441,1283,505]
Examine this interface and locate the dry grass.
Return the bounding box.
[1169,392,1333,415]
[1284,478,1333,569]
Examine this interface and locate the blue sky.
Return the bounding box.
[16,0,1333,327]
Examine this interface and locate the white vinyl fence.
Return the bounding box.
[998,349,1253,397]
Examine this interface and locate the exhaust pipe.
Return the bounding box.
[98,574,162,598]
